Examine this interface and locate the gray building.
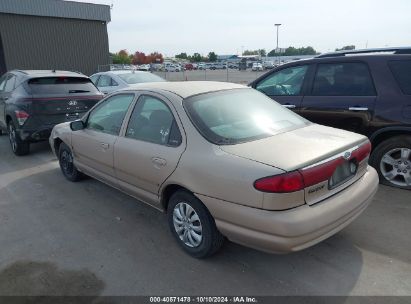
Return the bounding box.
[0,0,111,76]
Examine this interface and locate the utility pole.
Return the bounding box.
[275,24,281,65]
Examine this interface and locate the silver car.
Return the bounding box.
[90,70,165,95]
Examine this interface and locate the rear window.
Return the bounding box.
[184,88,309,145]
[389,60,411,95]
[28,77,99,94]
[118,72,165,84]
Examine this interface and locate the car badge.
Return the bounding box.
[343,151,352,160]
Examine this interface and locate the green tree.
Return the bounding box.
[208,52,217,62]
[268,46,317,57]
[191,53,203,62]
[335,45,355,51]
[112,49,132,64]
[175,52,188,59]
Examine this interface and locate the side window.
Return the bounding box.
[90,75,99,85]
[389,60,411,95]
[256,65,308,96]
[112,78,119,86]
[97,75,113,87]
[312,62,376,96]
[4,75,16,92]
[87,94,134,135]
[0,75,7,91]
[126,95,181,146]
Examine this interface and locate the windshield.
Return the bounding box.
[117,72,165,84]
[184,88,309,145]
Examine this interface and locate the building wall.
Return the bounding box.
[0,13,110,75]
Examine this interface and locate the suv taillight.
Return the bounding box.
[15,110,30,126]
[254,141,372,193]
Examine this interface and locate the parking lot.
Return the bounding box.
[0,135,410,296]
[153,69,266,84]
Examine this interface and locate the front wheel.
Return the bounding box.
[8,122,30,156]
[370,135,411,190]
[167,191,224,258]
[59,143,82,182]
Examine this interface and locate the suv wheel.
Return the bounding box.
[8,122,30,156]
[59,143,82,182]
[167,191,224,258]
[370,135,411,190]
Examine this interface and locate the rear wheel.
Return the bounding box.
[370,135,411,190]
[8,122,30,156]
[167,191,224,258]
[59,142,82,182]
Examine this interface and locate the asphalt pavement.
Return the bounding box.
[0,136,410,296]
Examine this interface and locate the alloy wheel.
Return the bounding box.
[173,202,203,248]
[60,150,74,176]
[8,124,17,152]
[380,148,411,187]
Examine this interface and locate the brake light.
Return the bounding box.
[15,110,30,126]
[353,141,371,162]
[254,171,304,193]
[254,141,372,193]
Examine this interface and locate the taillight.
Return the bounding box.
[254,171,304,193]
[254,140,372,193]
[352,141,371,162]
[15,110,30,126]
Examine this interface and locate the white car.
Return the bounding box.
[252,63,263,71]
[262,61,275,69]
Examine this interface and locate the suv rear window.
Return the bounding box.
[389,60,411,95]
[312,62,376,96]
[28,77,99,94]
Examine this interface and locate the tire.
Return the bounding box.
[167,190,224,258]
[370,135,411,190]
[8,121,30,156]
[58,142,82,182]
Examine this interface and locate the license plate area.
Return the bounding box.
[328,160,358,189]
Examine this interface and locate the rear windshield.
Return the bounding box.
[28,77,99,94]
[184,88,309,145]
[389,60,411,95]
[118,72,165,84]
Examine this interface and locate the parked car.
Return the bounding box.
[198,63,206,70]
[249,47,411,189]
[90,70,165,95]
[50,81,378,258]
[185,63,194,71]
[138,64,151,71]
[0,70,103,155]
[252,62,264,71]
[262,61,275,69]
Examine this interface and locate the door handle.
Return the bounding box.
[283,104,296,109]
[100,142,109,150]
[151,157,166,168]
[348,107,368,111]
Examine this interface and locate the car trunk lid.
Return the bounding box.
[220,124,371,205]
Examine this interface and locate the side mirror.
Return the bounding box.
[70,120,85,131]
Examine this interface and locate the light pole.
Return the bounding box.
[275,24,281,65]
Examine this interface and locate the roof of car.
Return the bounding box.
[124,81,246,98]
[108,70,152,75]
[11,70,86,78]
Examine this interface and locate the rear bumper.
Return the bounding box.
[197,166,379,254]
[18,126,53,142]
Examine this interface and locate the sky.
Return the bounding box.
[77,0,411,56]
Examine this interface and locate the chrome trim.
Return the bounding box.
[348,107,369,111]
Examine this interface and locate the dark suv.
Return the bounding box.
[250,47,411,189]
[0,70,103,155]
